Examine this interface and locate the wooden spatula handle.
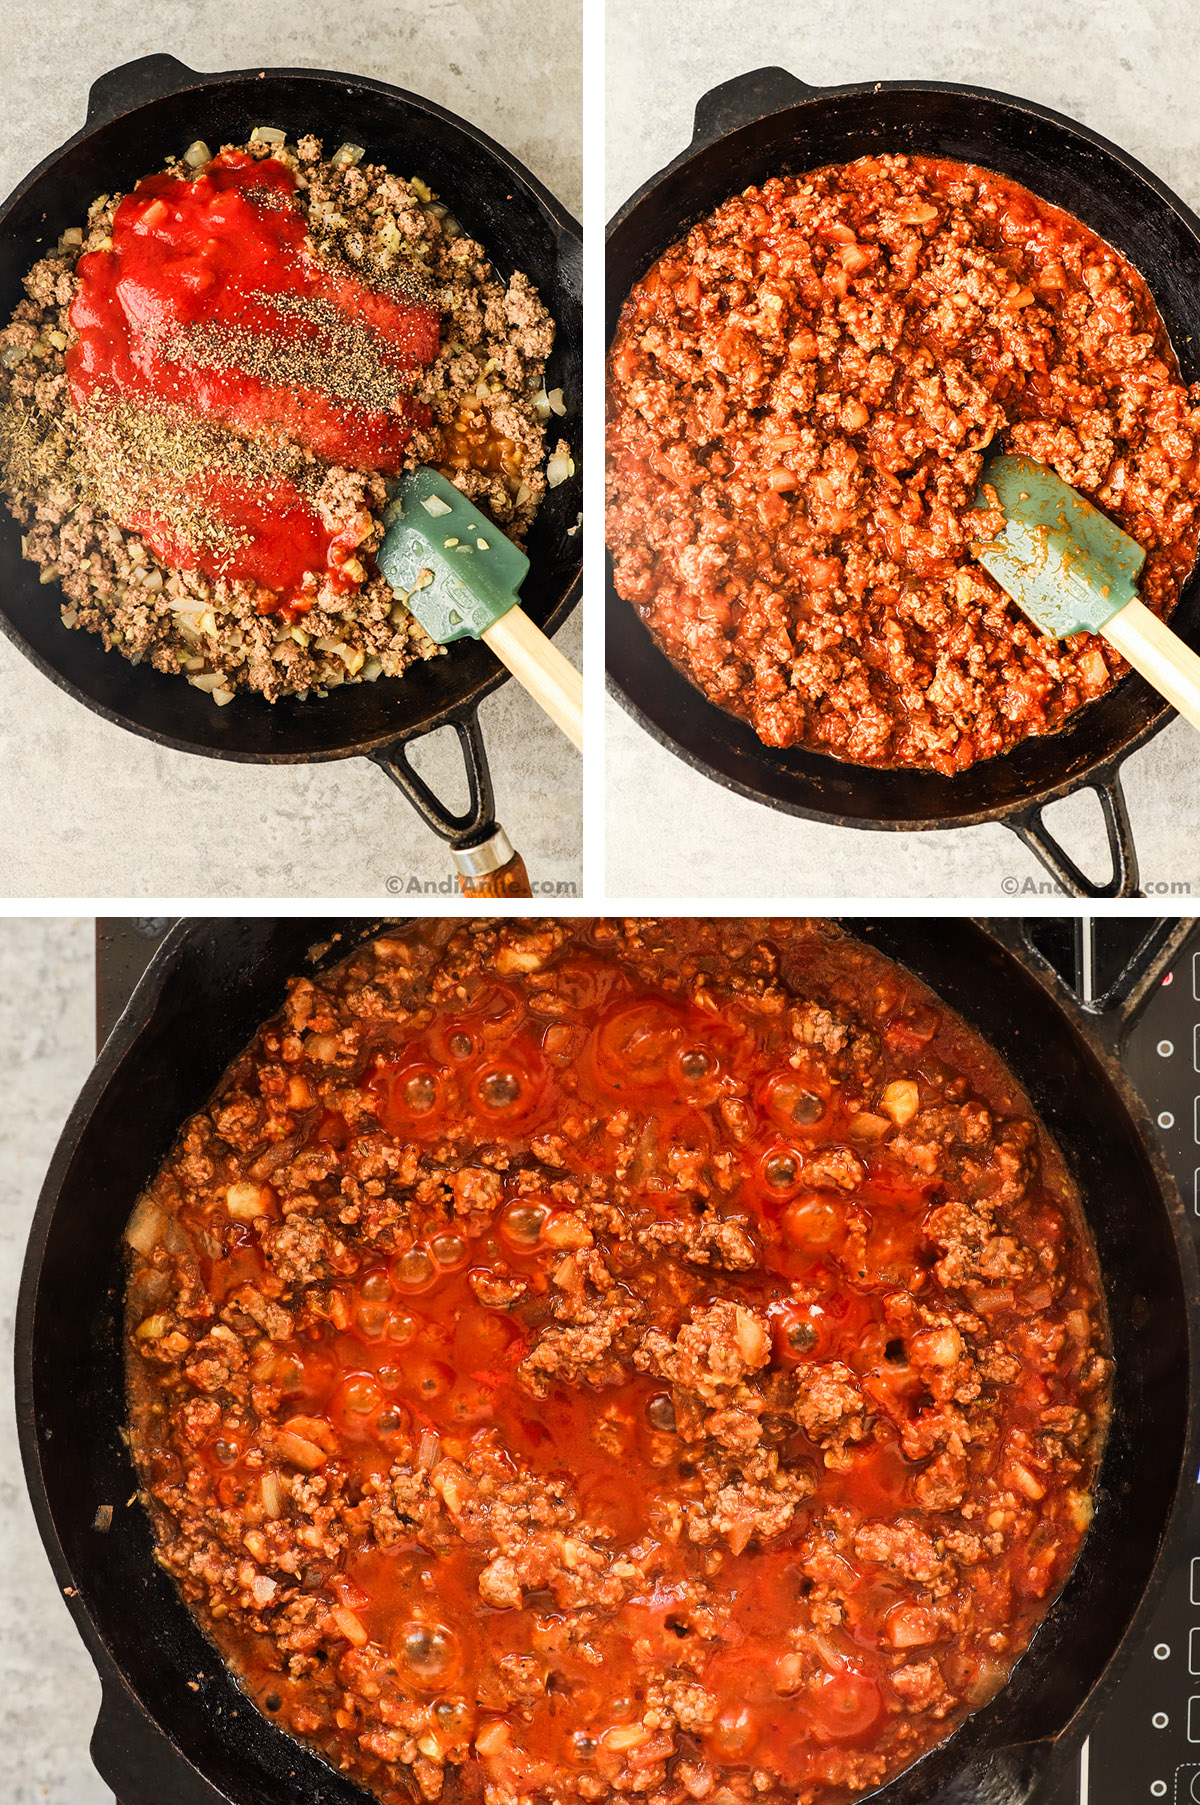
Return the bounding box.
[457,850,532,898]
[1101,597,1200,733]
[481,606,583,751]
[451,827,533,899]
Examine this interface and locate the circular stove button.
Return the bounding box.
[1189,1772,1200,1803]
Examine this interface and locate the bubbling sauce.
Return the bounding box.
[126,919,1111,1805]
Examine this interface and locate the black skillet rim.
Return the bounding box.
[0,61,582,765]
[13,915,1200,1805]
[604,72,1200,834]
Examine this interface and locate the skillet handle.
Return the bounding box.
[92,1674,227,1805]
[691,67,820,153]
[931,1740,1060,1803]
[1003,765,1141,898]
[370,710,533,898]
[85,55,201,129]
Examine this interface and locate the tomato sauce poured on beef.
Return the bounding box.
[68,150,439,616]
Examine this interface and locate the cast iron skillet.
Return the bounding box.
[14,916,1199,1805]
[606,67,1200,898]
[0,56,582,894]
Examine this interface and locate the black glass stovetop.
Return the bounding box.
[92,917,1200,1805]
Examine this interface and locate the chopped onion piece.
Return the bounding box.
[331,1607,369,1647]
[421,495,453,517]
[125,1196,166,1254]
[212,688,235,706]
[548,387,566,416]
[546,450,572,488]
[261,1472,287,1519]
[183,140,211,168]
[411,176,433,202]
[249,125,287,146]
[188,672,224,693]
[61,607,78,627]
[362,658,383,681]
[276,1430,327,1471]
[331,142,366,168]
[532,388,552,422]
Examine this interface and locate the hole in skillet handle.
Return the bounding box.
[1004,762,1140,899]
[370,707,533,898]
[689,67,821,154]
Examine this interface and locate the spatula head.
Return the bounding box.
[972,453,1145,639]
[377,468,529,644]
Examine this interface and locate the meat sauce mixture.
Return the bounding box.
[0,133,567,701]
[606,156,1200,772]
[125,919,1111,1805]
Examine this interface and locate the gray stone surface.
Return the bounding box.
[606,0,1200,901]
[0,0,581,899]
[0,920,110,1802]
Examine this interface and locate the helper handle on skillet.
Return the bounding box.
[1003,764,1139,899]
[93,1672,229,1805]
[86,54,202,125]
[988,914,1190,1049]
[688,67,820,152]
[370,709,533,898]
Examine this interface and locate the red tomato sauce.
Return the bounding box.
[606,155,1200,772]
[67,150,440,616]
[126,920,1111,1805]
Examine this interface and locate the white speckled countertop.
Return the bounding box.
[0,0,581,900]
[605,0,1200,901]
[0,919,108,1802]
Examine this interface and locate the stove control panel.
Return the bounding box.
[1059,925,1200,1805]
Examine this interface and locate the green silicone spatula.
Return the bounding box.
[972,453,1200,733]
[377,468,583,751]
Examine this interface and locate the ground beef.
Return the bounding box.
[606,154,1200,772]
[125,917,1110,1805]
[0,135,566,703]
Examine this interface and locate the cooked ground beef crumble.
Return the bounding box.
[0,134,568,703]
[606,155,1200,773]
[125,918,1110,1805]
